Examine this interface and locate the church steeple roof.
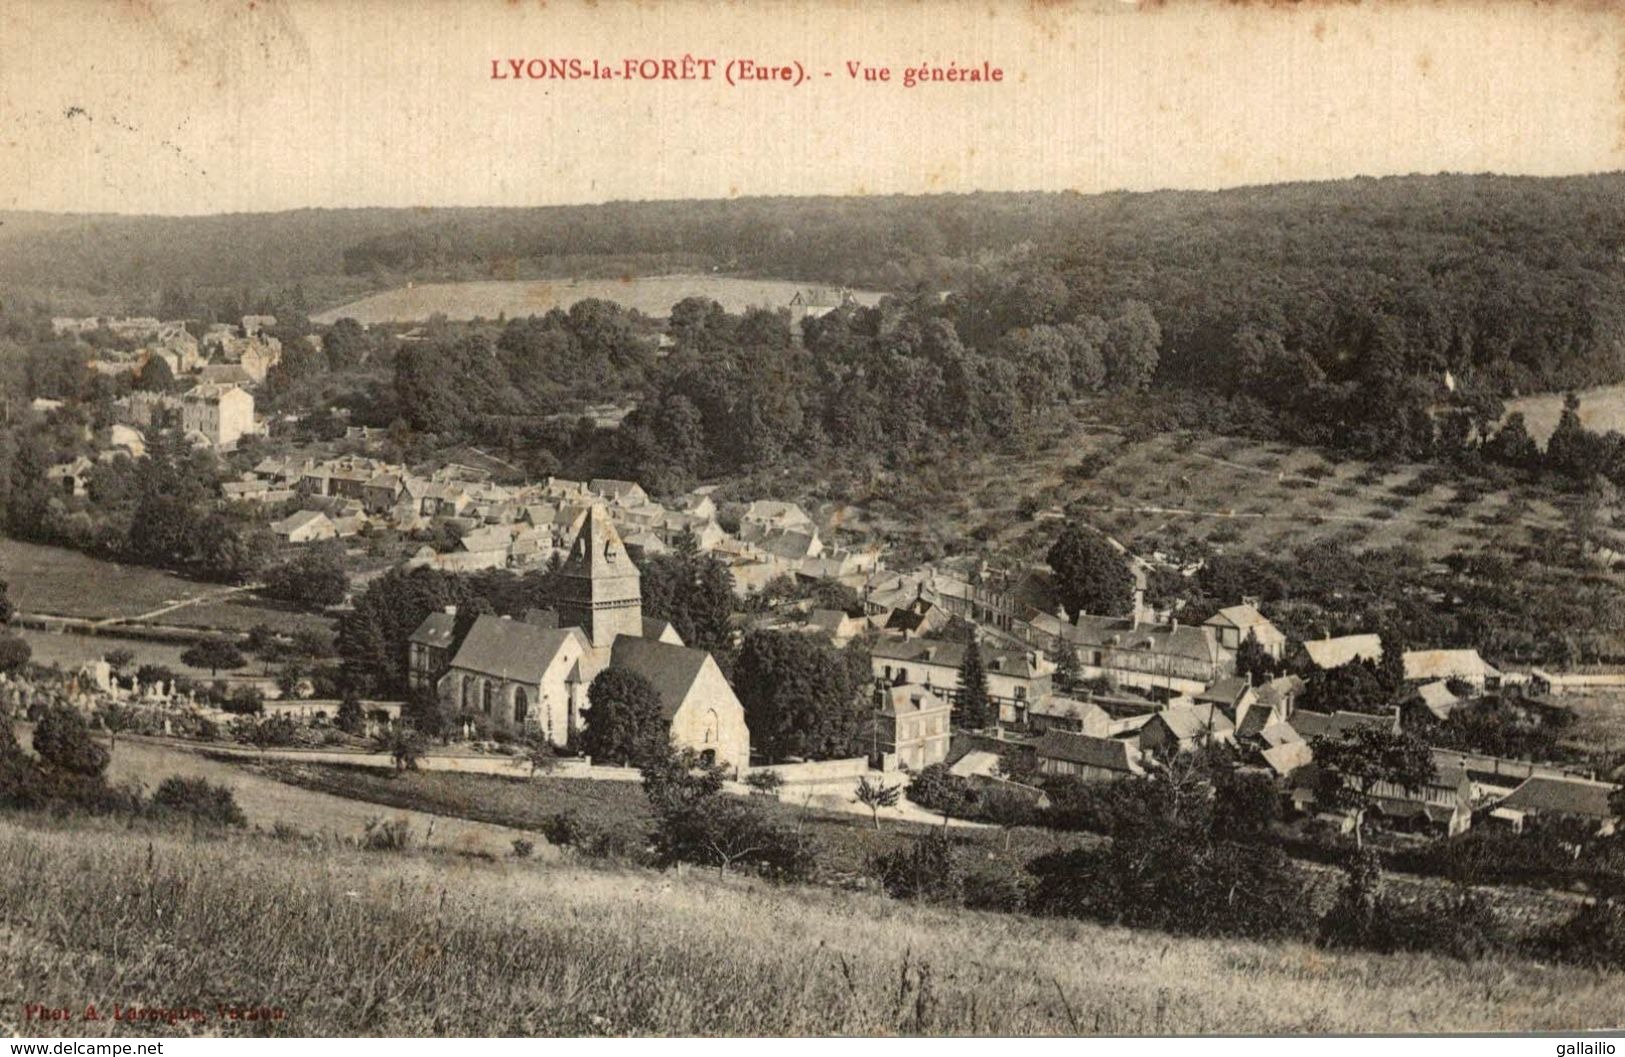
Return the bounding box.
[560,504,631,580]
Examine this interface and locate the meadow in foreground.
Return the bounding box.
[1,813,1622,1037]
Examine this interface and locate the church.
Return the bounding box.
[417,504,751,774]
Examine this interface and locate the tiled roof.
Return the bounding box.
[1303,634,1383,670]
[1261,741,1313,776]
[1290,709,1392,741]
[609,637,713,722]
[1499,776,1618,820]
[1403,649,1499,683]
[1034,730,1141,772]
[1064,615,1219,666]
[1152,703,1236,741]
[447,615,584,686]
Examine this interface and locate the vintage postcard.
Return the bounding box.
[1,0,1624,1042]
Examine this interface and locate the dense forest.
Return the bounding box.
[6,172,1625,476]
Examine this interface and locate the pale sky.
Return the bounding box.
[2,0,1621,216]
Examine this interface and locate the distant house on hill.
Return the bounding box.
[271,509,337,544]
[1403,648,1501,691]
[1202,603,1287,660]
[1299,633,1384,672]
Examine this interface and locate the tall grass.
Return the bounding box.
[1,815,1622,1036]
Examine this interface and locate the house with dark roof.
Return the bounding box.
[1289,745,1474,836]
[609,636,750,774]
[1492,775,1619,835]
[1025,693,1112,736]
[1034,730,1146,781]
[1287,709,1396,741]
[407,607,461,692]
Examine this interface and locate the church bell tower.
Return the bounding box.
[552,504,643,651]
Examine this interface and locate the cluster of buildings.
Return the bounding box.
[65,314,286,389]
[111,383,259,452]
[244,452,882,593]
[406,506,751,773]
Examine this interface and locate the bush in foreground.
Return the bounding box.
[150,776,247,828]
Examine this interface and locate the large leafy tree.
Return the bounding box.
[263,542,350,608]
[733,629,866,762]
[1046,522,1135,620]
[582,667,669,766]
[180,636,246,677]
[639,530,735,659]
[1310,725,1437,848]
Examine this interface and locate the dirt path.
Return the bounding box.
[94,582,263,628]
[1091,502,1417,527]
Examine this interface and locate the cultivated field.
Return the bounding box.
[1,814,1620,1037]
[311,275,884,325]
[818,420,1571,573]
[1506,384,1625,447]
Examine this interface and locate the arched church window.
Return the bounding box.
[513,687,529,725]
[482,680,494,715]
[461,675,474,712]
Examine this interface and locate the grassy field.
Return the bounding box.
[311,275,885,325]
[1,813,1621,1037]
[1506,384,1625,447]
[88,733,533,858]
[242,759,1072,886]
[0,537,329,634]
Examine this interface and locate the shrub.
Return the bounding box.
[361,817,414,852]
[871,832,963,903]
[962,860,1033,912]
[511,838,535,859]
[33,706,109,778]
[1318,850,1506,960]
[744,770,785,796]
[651,795,814,882]
[150,776,247,827]
[541,810,587,848]
[1542,901,1625,968]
